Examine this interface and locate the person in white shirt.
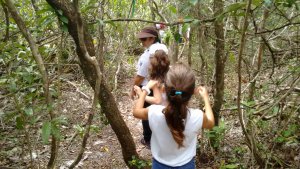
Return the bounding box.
[134,49,170,106]
[130,26,168,148]
[133,63,215,168]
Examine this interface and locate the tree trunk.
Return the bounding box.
[188,28,192,66]
[97,0,105,71]
[236,0,264,166]
[196,2,207,83]
[1,2,9,42]
[248,9,269,101]
[212,0,226,125]
[45,0,138,167]
[171,41,179,63]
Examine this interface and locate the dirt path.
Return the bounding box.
[55,78,152,169]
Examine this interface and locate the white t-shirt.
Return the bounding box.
[148,105,204,167]
[137,43,168,86]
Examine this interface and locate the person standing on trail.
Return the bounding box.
[133,63,215,168]
[134,49,170,106]
[130,26,168,148]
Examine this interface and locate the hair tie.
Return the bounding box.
[175,91,182,95]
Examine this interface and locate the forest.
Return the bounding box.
[0,0,299,168]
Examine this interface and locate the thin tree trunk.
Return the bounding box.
[196,2,207,84]
[97,0,105,71]
[236,0,264,166]
[1,2,9,42]
[4,0,57,168]
[248,9,269,101]
[188,28,192,66]
[45,1,138,167]
[172,41,179,63]
[212,0,226,125]
[69,1,102,168]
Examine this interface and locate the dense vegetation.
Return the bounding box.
[0,0,299,168]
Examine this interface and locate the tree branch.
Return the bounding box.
[149,0,167,22]
[90,18,216,26]
[255,22,300,34]
[69,1,102,168]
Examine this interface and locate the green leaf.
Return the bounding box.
[52,116,67,125]
[57,9,63,15]
[42,121,51,144]
[183,18,193,23]
[16,116,24,129]
[224,2,246,14]
[0,78,7,84]
[59,15,68,24]
[229,52,235,63]
[252,0,263,6]
[36,5,54,15]
[189,0,198,6]
[174,33,181,43]
[224,164,239,169]
[8,80,17,92]
[282,130,292,137]
[182,24,190,34]
[241,101,255,107]
[169,5,177,14]
[24,107,33,116]
[275,136,285,143]
[62,24,68,33]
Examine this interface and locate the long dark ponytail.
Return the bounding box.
[163,63,195,148]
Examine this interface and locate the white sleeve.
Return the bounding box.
[197,109,204,130]
[190,109,204,132]
[148,105,155,130]
[137,58,149,78]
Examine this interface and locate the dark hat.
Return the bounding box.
[137,26,158,39]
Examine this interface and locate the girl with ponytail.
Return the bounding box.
[133,63,214,168]
[134,49,170,106]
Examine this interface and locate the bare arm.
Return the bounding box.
[145,83,162,105]
[196,86,215,129]
[133,86,148,120]
[130,75,145,99]
[132,80,159,119]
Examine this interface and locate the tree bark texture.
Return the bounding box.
[196,2,207,83]
[45,0,138,167]
[1,2,9,42]
[212,0,226,125]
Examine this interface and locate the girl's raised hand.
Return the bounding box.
[146,80,158,89]
[133,85,142,97]
[196,86,209,99]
